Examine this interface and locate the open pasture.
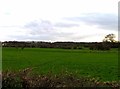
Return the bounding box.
[2,47,118,81]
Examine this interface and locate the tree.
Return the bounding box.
[103,33,116,42]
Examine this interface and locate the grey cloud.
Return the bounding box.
[24,20,54,34]
[24,19,80,36]
[20,19,78,41]
[65,13,117,30]
[18,18,111,42]
[24,19,79,32]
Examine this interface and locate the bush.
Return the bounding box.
[89,44,110,51]
[2,68,120,88]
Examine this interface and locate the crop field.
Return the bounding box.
[2,47,118,81]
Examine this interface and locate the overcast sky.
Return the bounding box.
[0,0,119,42]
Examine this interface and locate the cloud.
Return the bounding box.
[24,19,79,29]
[9,32,97,42]
[17,19,77,41]
[9,31,75,42]
[54,22,79,28]
[24,20,54,35]
[15,17,117,42]
[8,19,80,41]
[4,15,118,42]
[24,19,80,35]
[64,13,117,30]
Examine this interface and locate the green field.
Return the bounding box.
[2,47,118,81]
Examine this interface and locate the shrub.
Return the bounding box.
[2,68,120,88]
[89,44,110,51]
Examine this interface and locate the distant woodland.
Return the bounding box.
[2,41,119,50]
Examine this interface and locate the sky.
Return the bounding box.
[0,0,119,42]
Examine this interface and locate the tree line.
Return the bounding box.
[2,41,119,50]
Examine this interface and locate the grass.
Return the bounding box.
[2,47,118,82]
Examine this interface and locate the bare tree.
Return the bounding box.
[103,33,116,42]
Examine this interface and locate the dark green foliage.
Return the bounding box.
[89,43,111,51]
[3,41,119,49]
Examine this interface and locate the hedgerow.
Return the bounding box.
[2,68,120,89]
